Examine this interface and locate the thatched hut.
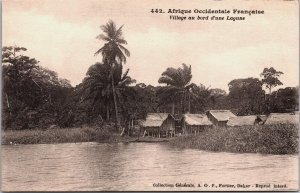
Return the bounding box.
[227,115,260,127]
[182,114,213,135]
[206,110,236,127]
[141,113,176,137]
[264,113,299,125]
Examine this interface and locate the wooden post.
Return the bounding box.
[158,127,160,138]
[120,127,125,136]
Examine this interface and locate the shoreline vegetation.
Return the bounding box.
[169,124,298,155]
[3,123,298,155]
[2,20,299,156]
[1,126,136,145]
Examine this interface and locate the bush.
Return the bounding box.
[169,124,298,154]
[2,126,119,145]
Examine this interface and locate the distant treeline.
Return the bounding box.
[2,21,298,130]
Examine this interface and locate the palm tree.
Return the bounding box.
[158,63,197,114]
[94,20,130,130]
[81,62,135,122]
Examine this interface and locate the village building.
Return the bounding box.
[227,115,261,127]
[141,113,176,138]
[264,113,299,125]
[206,110,236,127]
[181,114,213,135]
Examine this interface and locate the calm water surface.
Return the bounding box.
[2,142,298,191]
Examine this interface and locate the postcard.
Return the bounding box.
[2,0,299,191]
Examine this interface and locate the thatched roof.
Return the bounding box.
[141,113,171,127]
[146,113,169,120]
[264,113,299,125]
[184,114,213,126]
[207,110,236,122]
[227,115,257,126]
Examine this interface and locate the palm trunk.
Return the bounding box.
[171,102,175,115]
[183,91,186,113]
[131,119,134,129]
[5,92,12,122]
[110,66,120,131]
[5,92,10,110]
[106,104,110,121]
[188,92,191,113]
[181,93,184,115]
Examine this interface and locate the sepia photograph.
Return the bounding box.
[1,0,299,191]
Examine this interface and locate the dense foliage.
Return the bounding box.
[169,124,298,154]
[2,46,72,130]
[2,21,298,131]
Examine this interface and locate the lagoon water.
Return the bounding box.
[2,142,298,191]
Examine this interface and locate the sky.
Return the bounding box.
[2,0,299,92]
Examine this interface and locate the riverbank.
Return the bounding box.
[169,124,298,154]
[3,124,298,155]
[2,126,136,145]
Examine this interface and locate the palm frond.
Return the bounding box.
[115,48,127,63]
[118,44,130,57]
[158,76,176,86]
[121,69,129,81]
[116,38,127,45]
[96,34,111,42]
[94,46,106,56]
[115,25,124,39]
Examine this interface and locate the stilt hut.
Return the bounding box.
[206,110,236,127]
[141,113,176,138]
[264,113,299,125]
[182,114,213,135]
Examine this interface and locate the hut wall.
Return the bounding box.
[161,117,175,132]
[175,119,183,134]
[218,121,227,127]
[207,113,218,125]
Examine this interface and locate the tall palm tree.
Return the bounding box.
[94,20,130,130]
[158,63,197,114]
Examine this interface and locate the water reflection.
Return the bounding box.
[2,142,298,191]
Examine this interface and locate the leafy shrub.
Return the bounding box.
[169,124,298,154]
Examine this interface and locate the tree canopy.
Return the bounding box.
[2,32,298,131]
[260,67,284,93]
